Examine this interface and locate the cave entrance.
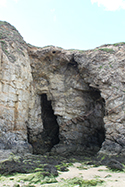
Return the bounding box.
[28,94,60,155]
[57,86,106,155]
[85,87,106,153]
[40,94,60,150]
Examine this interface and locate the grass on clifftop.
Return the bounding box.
[0,21,6,25]
[113,42,125,46]
[99,48,115,53]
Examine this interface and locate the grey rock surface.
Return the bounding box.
[0,21,125,155]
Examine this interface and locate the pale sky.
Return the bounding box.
[0,0,125,50]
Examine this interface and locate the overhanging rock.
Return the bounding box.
[0,21,125,155]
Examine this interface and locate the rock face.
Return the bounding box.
[0,21,125,156]
[0,21,32,154]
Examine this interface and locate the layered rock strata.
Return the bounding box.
[0,21,125,155]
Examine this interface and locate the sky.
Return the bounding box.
[0,0,125,50]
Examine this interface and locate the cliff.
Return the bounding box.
[0,21,125,156]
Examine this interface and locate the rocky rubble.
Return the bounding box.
[0,21,125,156]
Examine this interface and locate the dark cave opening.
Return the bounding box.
[40,94,60,149]
[86,86,106,152]
[27,94,60,155]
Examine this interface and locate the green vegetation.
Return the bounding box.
[107,167,124,173]
[55,162,73,171]
[94,49,98,51]
[77,165,88,170]
[100,155,106,161]
[1,40,9,55]
[0,40,6,44]
[108,62,113,68]
[14,177,103,187]
[99,48,115,53]
[0,154,125,186]
[0,21,5,25]
[98,167,124,173]
[99,65,103,69]
[13,184,20,187]
[17,48,25,56]
[76,162,89,170]
[113,42,125,46]
[0,30,8,39]
[94,175,101,179]
[17,172,57,185]
[0,172,57,186]
[54,177,104,187]
[0,21,25,45]
[0,40,16,63]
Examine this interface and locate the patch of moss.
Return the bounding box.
[107,167,125,173]
[99,48,115,53]
[40,175,57,185]
[17,172,57,185]
[0,22,25,45]
[101,155,106,161]
[99,65,103,69]
[57,177,104,187]
[13,184,20,187]
[55,162,73,171]
[113,42,125,46]
[98,169,105,172]
[34,167,44,172]
[0,21,5,25]
[0,40,16,63]
[94,175,101,179]
[0,40,6,45]
[17,48,25,56]
[94,49,99,52]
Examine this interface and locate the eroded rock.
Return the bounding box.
[0,21,125,156]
